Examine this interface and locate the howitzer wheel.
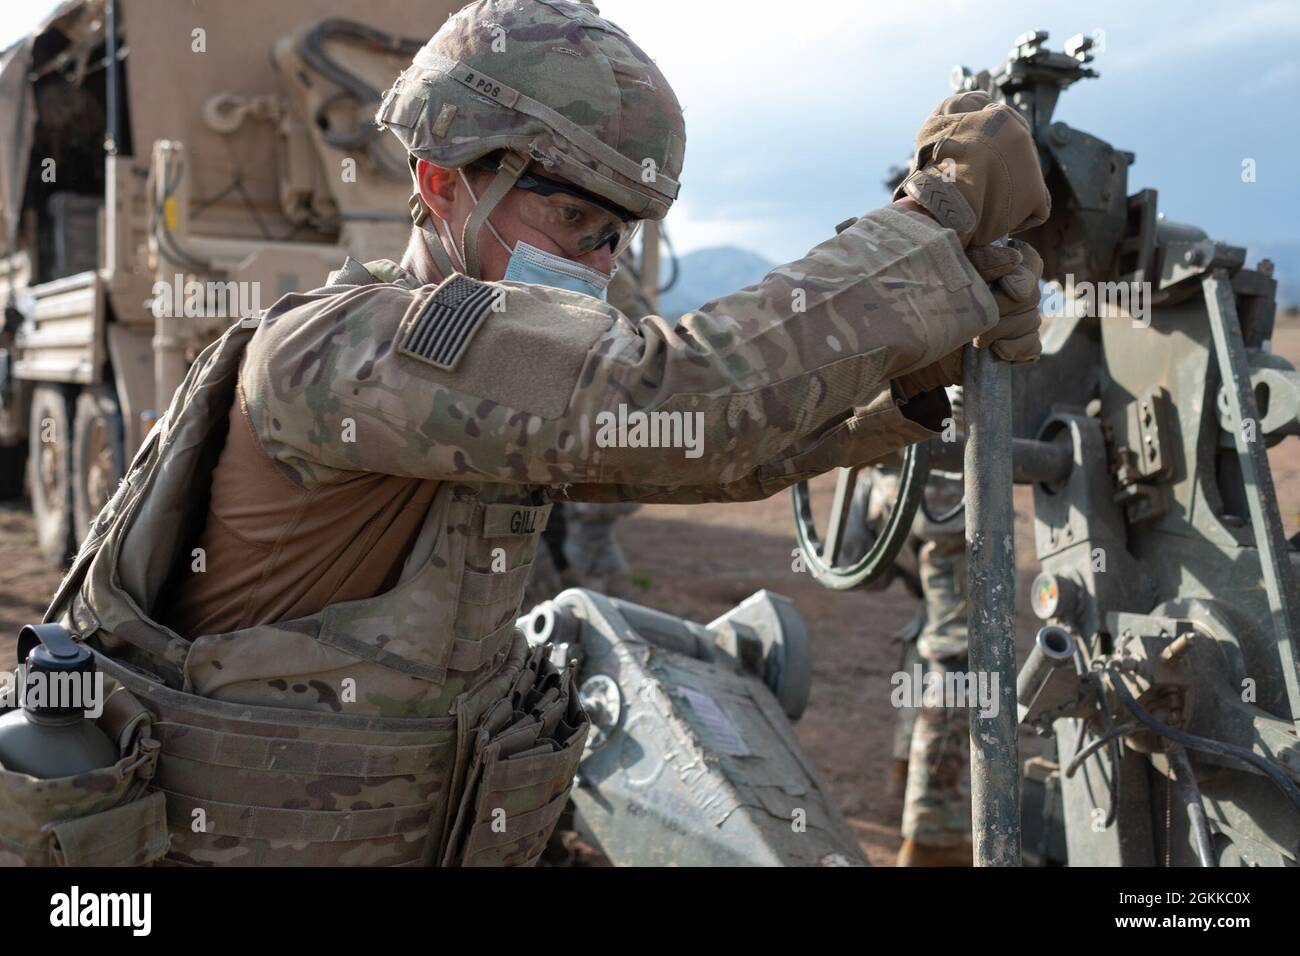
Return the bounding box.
[790,440,931,591]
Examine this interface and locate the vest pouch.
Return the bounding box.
[0,678,168,867]
[97,653,461,867]
[442,642,589,866]
[454,562,536,645]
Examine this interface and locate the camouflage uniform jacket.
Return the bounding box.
[260,206,988,500]
[158,202,997,718]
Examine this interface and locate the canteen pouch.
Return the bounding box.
[0,678,168,866]
[442,643,589,866]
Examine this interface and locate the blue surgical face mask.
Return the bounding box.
[455,169,615,300]
[502,241,614,300]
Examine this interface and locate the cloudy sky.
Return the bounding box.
[596,0,1300,262]
[4,0,1297,264]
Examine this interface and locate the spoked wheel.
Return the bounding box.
[791,441,932,591]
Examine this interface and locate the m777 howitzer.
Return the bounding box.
[794,31,1300,866]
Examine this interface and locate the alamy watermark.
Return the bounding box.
[0,667,105,718]
[50,886,150,936]
[594,404,705,459]
[890,663,999,718]
[1040,273,1152,328]
[151,273,262,325]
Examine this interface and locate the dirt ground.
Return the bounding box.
[2,323,1298,867]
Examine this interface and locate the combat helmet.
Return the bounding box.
[376,0,685,277]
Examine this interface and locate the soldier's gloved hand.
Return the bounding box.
[893,91,1051,247]
[893,241,1043,399]
[972,239,1043,362]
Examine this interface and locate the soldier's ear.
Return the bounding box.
[415,160,458,222]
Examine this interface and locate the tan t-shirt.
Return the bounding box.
[162,380,437,638]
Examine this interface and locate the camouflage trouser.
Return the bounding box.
[850,458,971,847]
[847,390,972,842]
[900,529,970,847]
[561,501,640,596]
[892,639,921,762]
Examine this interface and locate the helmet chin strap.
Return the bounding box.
[408,152,528,280]
[459,151,528,279]
[408,182,459,280]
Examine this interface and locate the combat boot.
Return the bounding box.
[896,838,973,867]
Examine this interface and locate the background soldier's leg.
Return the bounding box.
[523,505,579,611]
[889,613,924,799]
[893,638,922,762]
[562,501,641,599]
[898,531,971,865]
[900,655,970,854]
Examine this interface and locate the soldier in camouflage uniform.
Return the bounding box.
[11,0,1050,866]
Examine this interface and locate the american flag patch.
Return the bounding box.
[398,275,497,370]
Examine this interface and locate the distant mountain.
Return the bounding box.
[652,240,1299,321]
[657,245,776,319]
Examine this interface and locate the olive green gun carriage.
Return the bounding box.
[794,30,1300,867]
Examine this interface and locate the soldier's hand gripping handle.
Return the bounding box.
[893,91,1051,248]
[893,240,1043,399]
[971,241,1043,362]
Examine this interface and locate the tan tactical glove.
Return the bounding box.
[893,240,1043,399]
[893,91,1051,248]
[973,240,1043,362]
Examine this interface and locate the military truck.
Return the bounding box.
[0,0,619,565]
